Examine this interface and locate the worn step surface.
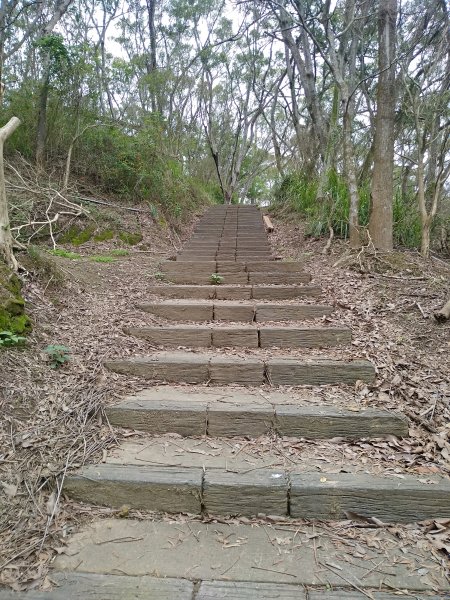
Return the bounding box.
[12,573,442,599]
[147,285,322,300]
[64,458,450,521]
[105,386,408,438]
[160,260,307,274]
[0,573,194,599]
[138,300,332,322]
[53,519,449,594]
[104,352,375,386]
[125,325,351,348]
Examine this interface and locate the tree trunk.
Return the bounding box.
[35,58,50,169]
[0,117,21,270]
[343,103,360,247]
[146,0,158,113]
[316,85,339,203]
[369,0,397,250]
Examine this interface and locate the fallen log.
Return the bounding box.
[263,215,274,232]
[434,299,450,323]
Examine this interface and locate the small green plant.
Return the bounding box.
[49,249,82,259]
[0,330,27,347]
[44,344,71,368]
[60,224,95,246]
[93,229,115,242]
[210,273,224,285]
[89,255,115,263]
[118,231,143,245]
[154,271,165,281]
[109,249,129,256]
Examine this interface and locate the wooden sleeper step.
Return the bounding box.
[104,352,376,386]
[147,284,322,300]
[105,387,409,438]
[124,325,351,348]
[64,463,450,522]
[138,301,333,322]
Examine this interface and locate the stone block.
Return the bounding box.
[208,402,275,436]
[266,359,376,386]
[259,327,350,347]
[290,472,450,522]
[211,327,258,347]
[104,353,210,383]
[209,356,265,385]
[203,469,288,516]
[64,464,203,513]
[255,304,333,322]
[139,301,214,321]
[124,326,212,347]
[214,302,255,321]
[106,398,207,436]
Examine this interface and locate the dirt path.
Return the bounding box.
[0,214,449,592]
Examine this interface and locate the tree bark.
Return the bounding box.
[343,103,360,248]
[0,117,21,270]
[36,60,50,170]
[369,0,397,250]
[146,0,159,113]
[35,0,73,168]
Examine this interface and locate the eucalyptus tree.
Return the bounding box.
[399,0,449,257]
[198,7,276,203]
[368,0,398,250]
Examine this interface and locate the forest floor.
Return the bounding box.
[0,207,449,592]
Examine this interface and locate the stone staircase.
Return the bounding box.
[5,205,448,598]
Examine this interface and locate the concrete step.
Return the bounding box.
[64,461,450,522]
[104,351,375,386]
[249,272,311,284]
[125,325,351,348]
[0,573,194,599]
[14,573,438,600]
[162,272,250,284]
[147,285,322,300]
[138,300,332,322]
[105,386,408,438]
[53,519,450,595]
[160,260,306,274]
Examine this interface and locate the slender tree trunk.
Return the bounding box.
[369,0,397,250]
[35,58,50,170]
[316,85,339,203]
[0,117,21,270]
[146,0,158,113]
[343,102,360,247]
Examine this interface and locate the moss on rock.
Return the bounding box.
[0,261,32,334]
[118,231,143,245]
[60,225,96,246]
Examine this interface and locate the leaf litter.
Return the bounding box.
[0,212,449,591]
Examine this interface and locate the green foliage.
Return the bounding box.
[272,170,368,238]
[109,249,129,256]
[89,255,115,263]
[272,170,425,249]
[0,330,27,347]
[36,34,70,68]
[154,271,165,281]
[210,273,224,285]
[93,230,115,242]
[0,262,32,335]
[49,249,82,259]
[118,231,143,245]
[60,225,95,246]
[44,344,71,368]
